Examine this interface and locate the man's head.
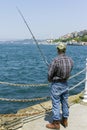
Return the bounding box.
[57,42,66,53]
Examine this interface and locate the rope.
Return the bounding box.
[0,68,85,87]
[69,68,85,80]
[0,109,51,118]
[69,79,85,91]
[0,96,50,102]
[0,95,82,118]
[0,81,48,87]
[0,68,86,103]
[0,78,85,103]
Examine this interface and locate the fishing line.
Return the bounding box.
[16,7,69,109]
[16,7,49,66]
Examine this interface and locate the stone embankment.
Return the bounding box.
[0,92,86,130]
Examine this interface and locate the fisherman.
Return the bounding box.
[46,42,73,129]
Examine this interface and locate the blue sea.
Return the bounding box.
[0,41,87,114]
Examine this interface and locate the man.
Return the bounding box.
[46,42,73,129]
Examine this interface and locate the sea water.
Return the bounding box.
[0,41,87,114]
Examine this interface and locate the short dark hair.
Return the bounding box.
[57,48,66,53]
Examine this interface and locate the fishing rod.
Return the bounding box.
[16,7,49,66]
[16,7,69,109]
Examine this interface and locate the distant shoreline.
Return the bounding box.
[0,40,87,46]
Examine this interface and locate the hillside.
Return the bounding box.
[53,30,87,44]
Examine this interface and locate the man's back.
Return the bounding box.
[48,53,73,82]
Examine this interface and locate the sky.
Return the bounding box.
[0,0,87,40]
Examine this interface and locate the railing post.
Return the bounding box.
[83,58,87,102]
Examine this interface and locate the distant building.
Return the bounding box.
[46,39,53,43]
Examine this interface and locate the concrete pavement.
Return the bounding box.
[21,103,87,130]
